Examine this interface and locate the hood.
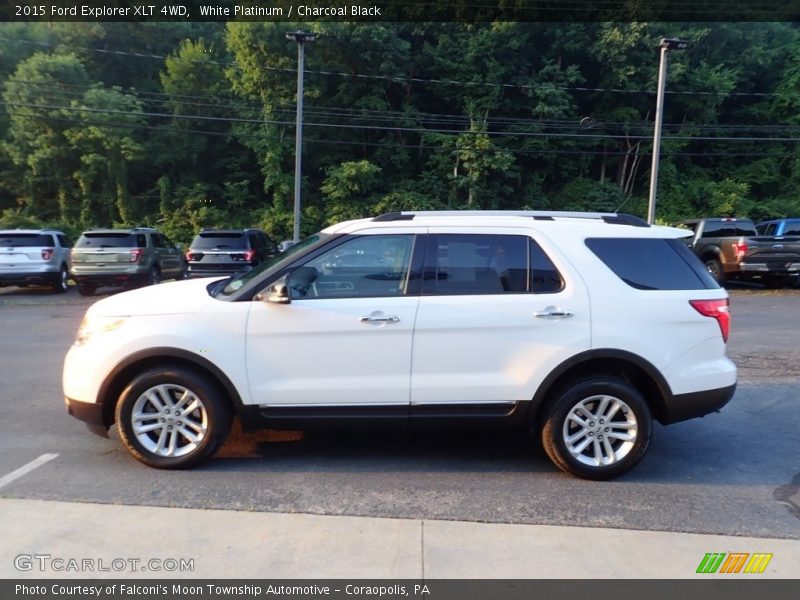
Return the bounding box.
[86,277,225,317]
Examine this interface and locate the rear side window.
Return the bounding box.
[701,221,757,237]
[757,223,776,236]
[422,234,563,295]
[76,233,144,248]
[0,233,53,246]
[586,238,718,291]
[782,223,800,236]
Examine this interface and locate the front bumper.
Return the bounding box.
[64,396,109,437]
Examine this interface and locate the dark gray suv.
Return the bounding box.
[186,228,278,278]
[70,227,186,296]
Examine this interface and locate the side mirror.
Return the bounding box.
[175,242,183,251]
[256,275,290,304]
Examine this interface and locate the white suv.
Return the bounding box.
[63,211,736,479]
[1,229,72,293]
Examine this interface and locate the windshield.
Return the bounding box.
[215,233,332,298]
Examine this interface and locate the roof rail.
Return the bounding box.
[371,210,649,227]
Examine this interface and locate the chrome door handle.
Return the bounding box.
[360,315,400,323]
[534,309,574,318]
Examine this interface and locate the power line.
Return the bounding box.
[0,36,782,99]
[5,107,795,159]
[9,79,798,137]
[7,99,800,143]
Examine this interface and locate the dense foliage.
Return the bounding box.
[0,22,798,242]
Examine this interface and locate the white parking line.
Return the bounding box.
[0,453,59,490]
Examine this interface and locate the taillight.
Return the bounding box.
[243,249,256,261]
[690,299,730,343]
[732,238,747,260]
[186,250,194,261]
[129,248,144,263]
[41,248,54,260]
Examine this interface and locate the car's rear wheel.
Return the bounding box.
[77,283,96,296]
[704,258,725,285]
[148,266,161,286]
[52,264,69,293]
[115,367,231,469]
[541,377,652,480]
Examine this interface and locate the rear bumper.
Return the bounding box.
[71,272,149,285]
[186,265,252,278]
[661,383,736,424]
[730,262,800,276]
[0,270,60,285]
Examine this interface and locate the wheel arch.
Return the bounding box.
[528,349,674,427]
[98,347,249,429]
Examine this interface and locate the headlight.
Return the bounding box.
[74,315,126,346]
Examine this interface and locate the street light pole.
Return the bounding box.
[647,38,688,225]
[286,31,316,242]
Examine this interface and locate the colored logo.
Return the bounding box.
[696,552,773,574]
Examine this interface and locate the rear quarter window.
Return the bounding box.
[586,238,719,290]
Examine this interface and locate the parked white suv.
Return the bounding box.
[0,229,72,293]
[63,211,736,479]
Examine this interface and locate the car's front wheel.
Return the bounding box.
[115,367,232,469]
[541,377,652,480]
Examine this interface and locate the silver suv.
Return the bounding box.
[0,229,72,293]
[71,227,186,296]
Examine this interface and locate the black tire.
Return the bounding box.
[148,265,161,286]
[541,377,652,480]
[115,367,232,469]
[761,275,783,289]
[77,283,96,296]
[52,264,69,293]
[704,258,726,285]
[178,262,189,280]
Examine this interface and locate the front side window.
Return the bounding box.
[287,234,415,299]
[422,234,563,295]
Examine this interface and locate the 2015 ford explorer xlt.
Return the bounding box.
[63,211,736,480]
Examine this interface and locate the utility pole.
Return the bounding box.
[647,38,688,224]
[286,31,316,242]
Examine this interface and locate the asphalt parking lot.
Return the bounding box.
[0,284,798,540]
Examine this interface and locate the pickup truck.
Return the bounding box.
[756,218,800,237]
[676,217,800,287]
